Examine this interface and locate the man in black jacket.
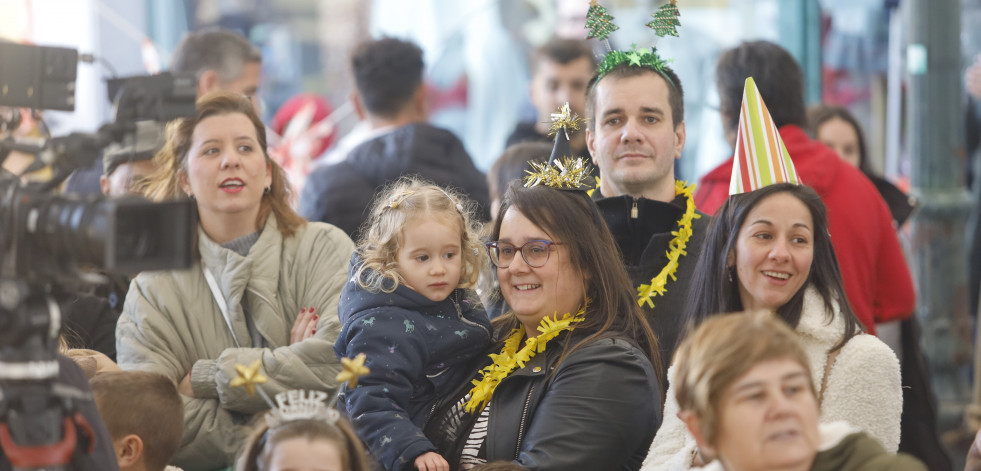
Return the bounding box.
[586,60,710,377]
[300,37,489,240]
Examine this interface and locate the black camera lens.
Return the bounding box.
[14,193,193,281]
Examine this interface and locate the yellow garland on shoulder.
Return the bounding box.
[636,180,700,308]
[523,156,592,189]
[465,304,588,413]
[586,176,602,197]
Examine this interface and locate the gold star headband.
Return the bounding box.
[230,353,371,426]
[523,102,593,190]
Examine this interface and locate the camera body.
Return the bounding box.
[0,42,197,470]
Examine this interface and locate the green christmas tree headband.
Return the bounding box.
[587,0,681,85]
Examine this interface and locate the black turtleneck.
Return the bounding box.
[592,190,686,265]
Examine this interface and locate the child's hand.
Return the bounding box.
[290,307,318,344]
[414,452,449,471]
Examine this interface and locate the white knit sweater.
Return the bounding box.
[641,286,902,471]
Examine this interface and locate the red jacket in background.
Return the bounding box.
[694,125,915,334]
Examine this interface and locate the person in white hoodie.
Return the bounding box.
[642,183,903,470]
[667,311,924,471]
[643,76,903,470]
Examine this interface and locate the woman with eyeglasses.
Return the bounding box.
[425,183,662,471]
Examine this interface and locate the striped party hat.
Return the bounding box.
[729,77,800,195]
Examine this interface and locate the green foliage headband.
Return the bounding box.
[586,0,681,84]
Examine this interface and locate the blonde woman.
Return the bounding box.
[673,311,924,471]
[116,91,354,471]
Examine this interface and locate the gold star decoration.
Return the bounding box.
[523,156,593,189]
[336,353,370,389]
[547,102,585,139]
[230,360,268,396]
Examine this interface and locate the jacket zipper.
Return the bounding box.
[426,398,440,424]
[514,384,536,459]
[452,296,491,339]
[631,199,639,219]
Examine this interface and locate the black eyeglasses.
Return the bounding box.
[486,240,562,268]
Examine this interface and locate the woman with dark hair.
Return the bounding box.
[806,104,914,227]
[427,183,662,471]
[643,183,902,470]
[116,91,355,470]
[686,184,861,344]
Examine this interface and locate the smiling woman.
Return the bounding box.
[642,183,903,470]
[425,183,662,471]
[115,91,355,470]
[731,191,814,312]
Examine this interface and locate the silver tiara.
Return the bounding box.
[265,389,340,428]
[231,355,369,428]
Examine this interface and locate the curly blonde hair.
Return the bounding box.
[355,177,484,294]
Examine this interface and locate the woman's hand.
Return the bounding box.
[290,307,318,344]
[414,452,449,471]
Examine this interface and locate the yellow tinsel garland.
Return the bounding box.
[523,156,593,189]
[636,180,700,308]
[465,305,587,413]
[546,102,585,139]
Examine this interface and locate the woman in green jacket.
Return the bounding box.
[116,91,355,471]
[673,311,925,471]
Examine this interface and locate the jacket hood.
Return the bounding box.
[700,125,840,194]
[345,122,476,184]
[339,252,464,324]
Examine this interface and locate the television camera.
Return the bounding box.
[0,42,196,470]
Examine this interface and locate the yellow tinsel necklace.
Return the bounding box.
[635,180,700,308]
[465,305,587,413]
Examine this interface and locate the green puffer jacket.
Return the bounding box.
[116,215,354,471]
[697,422,926,471]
